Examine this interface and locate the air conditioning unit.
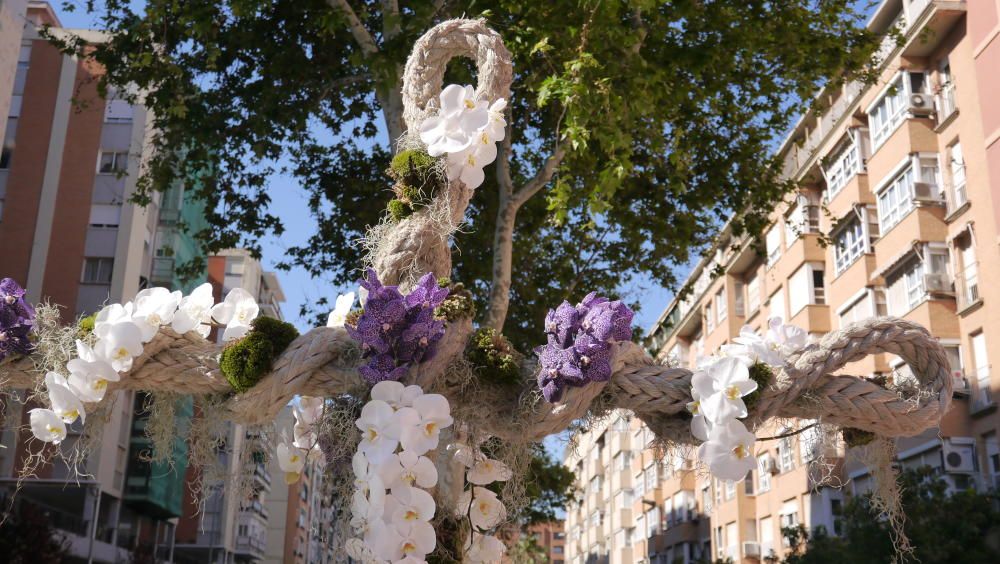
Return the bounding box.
[909,93,934,115]
[743,541,762,557]
[942,440,977,474]
[912,181,943,201]
[924,273,953,294]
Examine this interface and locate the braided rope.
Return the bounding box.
[0,21,951,454]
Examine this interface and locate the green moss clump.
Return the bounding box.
[743,362,774,411]
[78,313,96,337]
[434,282,475,321]
[843,427,877,447]
[398,183,422,202]
[220,317,299,393]
[436,277,451,288]
[466,328,522,387]
[389,149,437,185]
[387,199,413,222]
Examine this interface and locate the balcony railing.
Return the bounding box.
[971,366,994,413]
[955,264,980,310]
[937,81,957,122]
[235,535,266,555]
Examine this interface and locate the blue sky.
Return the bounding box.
[53,2,681,337]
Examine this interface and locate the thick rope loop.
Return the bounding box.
[401,18,513,131]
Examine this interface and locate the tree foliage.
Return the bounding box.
[0,502,71,563]
[50,0,881,349]
[772,467,1000,563]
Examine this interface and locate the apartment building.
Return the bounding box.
[0,0,28,148]
[568,1,1000,563]
[526,520,568,563]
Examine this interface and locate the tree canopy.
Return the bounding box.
[53,0,879,348]
[773,467,1000,564]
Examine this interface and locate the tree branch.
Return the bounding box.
[326,0,379,56]
[381,0,402,40]
[484,135,567,331]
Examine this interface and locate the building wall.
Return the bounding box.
[570,2,1000,564]
[0,0,28,150]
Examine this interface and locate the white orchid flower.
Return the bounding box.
[685,385,712,442]
[351,488,388,544]
[466,533,506,563]
[371,380,424,409]
[458,487,506,530]
[697,419,757,481]
[397,394,453,455]
[467,458,512,486]
[766,317,807,354]
[131,287,182,342]
[277,442,306,484]
[44,372,85,424]
[326,292,355,328]
[66,339,119,402]
[379,450,438,491]
[93,302,135,339]
[449,441,481,468]
[211,287,260,342]
[482,98,507,142]
[384,520,436,561]
[355,400,402,463]
[94,321,145,372]
[171,283,215,337]
[389,485,436,524]
[445,141,497,190]
[693,357,758,424]
[294,396,324,426]
[394,557,429,564]
[418,84,489,156]
[28,408,67,444]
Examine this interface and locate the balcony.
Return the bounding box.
[826,173,874,221]
[610,431,632,454]
[873,207,947,264]
[234,535,266,557]
[789,304,831,334]
[955,265,981,313]
[771,233,826,283]
[970,367,995,416]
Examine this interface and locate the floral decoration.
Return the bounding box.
[534,292,634,402]
[0,278,36,362]
[690,317,804,481]
[347,269,449,384]
[26,284,260,444]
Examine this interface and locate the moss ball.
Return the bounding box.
[220,317,299,393]
[466,328,522,387]
[78,313,96,336]
[390,149,437,182]
[843,427,877,447]
[743,362,774,411]
[387,199,413,222]
[434,283,476,321]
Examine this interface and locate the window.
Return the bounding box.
[98,150,129,174]
[877,154,941,232]
[746,271,761,314]
[724,480,735,500]
[645,464,658,491]
[82,257,114,284]
[744,474,755,496]
[634,468,645,497]
[954,232,978,308]
[701,485,712,514]
[705,302,714,331]
[936,57,956,120]
[823,135,864,198]
[713,479,722,506]
[765,226,781,267]
[778,438,795,473]
[757,455,772,492]
[834,217,866,275]
[769,287,785,324]
[734,281,745,317]
[89,204,122,227]
[716,288,727,323]
[105,97,134,122]
[798,421,821,462]
[947,141,967,210]
[885,247,949,315]
[971,332,991,410]
[784,196,820,242]
[868,72,925,148]
[779,500,800,545]
[760,516,774,553]
[838,292,874,329]
[789,264,825,315]
[646,507,660,537]
[0,146,11,169]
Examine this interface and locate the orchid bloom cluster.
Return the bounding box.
[275,396,326,484]
[689,317,806,481]
[419,84,507,190]
[451,442,512,562]
[0,278,35,362]
[347,381,454,563]
[347,269,449,384]
[28,284,259,444]
[535,292,635,403]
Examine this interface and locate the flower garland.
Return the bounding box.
[535,292,634,402]
[347,381,454,563]
[418,84,507,190]
[275,395,326,484]
[690,317,806,481]
[346,269,449,384]
[27,282,260,444]
[0,278,36,362]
